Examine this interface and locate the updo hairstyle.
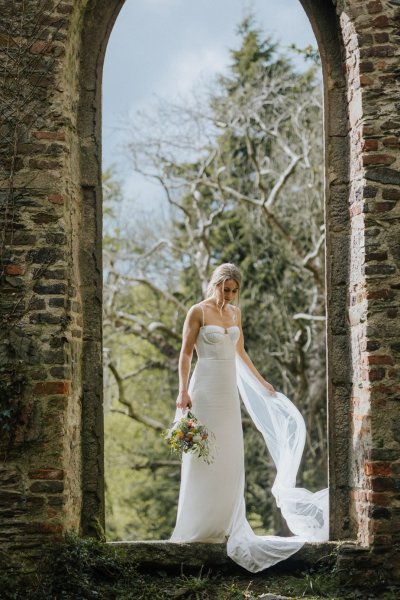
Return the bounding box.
[205,263,242,312]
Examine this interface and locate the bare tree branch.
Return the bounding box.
[122,362,167,380]
[264,154,301,209]
[293,313,326,322]
[113,273,187,312]
[108,363,166,431]
[302,231,325,270]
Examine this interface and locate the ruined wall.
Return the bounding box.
[0,0,100,556]
[338,0,400,557]
[0,0,400,580]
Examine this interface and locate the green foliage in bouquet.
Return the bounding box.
[163,411,215,464]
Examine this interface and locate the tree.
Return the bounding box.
[104,16,326,539]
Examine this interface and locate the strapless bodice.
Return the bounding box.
[195,325,240,360]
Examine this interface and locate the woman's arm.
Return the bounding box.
[235,306,276,395]
[176,304,202,410]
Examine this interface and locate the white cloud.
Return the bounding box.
[103,0,318,179]
[158,45,228,98]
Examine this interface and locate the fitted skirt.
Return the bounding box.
[170,358,245,543]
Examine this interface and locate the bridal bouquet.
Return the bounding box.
[163,410,215,464]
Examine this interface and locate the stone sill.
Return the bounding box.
[107,540,360,573]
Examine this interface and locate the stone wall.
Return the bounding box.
[1,0,80,556]
[0,0,399,581]
[337,0,400,568]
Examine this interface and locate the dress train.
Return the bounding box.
[170,317,328,573]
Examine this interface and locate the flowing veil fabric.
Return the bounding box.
[170,323,328,573]
[228,353,329,571]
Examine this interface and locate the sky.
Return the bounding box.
[102,0,318,214]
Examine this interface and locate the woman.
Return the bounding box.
[170,263,328,572]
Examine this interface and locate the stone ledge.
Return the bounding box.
[107,540,360,573]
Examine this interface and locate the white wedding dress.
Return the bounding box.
[170,306,328,572]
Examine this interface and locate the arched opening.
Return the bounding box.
[77,0,352,544]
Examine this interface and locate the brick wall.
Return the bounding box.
[337,0,400,570]
[0,0,90,557]
[0,0,399,580]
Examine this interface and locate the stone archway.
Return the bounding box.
[76,0,352,541]
[1,0,400,578]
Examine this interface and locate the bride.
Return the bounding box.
[170,263,328,572]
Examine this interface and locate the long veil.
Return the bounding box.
[227,353,329,572]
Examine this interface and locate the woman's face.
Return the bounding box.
[216,279,239,304]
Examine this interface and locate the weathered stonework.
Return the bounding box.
[0,0,400,583]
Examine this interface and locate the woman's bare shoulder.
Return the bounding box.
[188,302,204,311]
[186,303,203,321]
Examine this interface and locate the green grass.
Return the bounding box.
[1,532,399,600]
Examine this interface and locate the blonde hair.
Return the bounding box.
[205,263,242,311]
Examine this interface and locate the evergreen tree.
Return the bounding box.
[104,16,326,539]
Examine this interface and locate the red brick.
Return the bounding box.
[48,194,64,204]
[360,74,374,87]
[365,461,392,476]
[362,154,396,166]
[366,491,391,506]
[362,126,376,136]
[371,15,390,28]
[366,288,393,300]
[28,469,64,480]
[369,368,386,381]
[33,381,70,395]
[372,202,396,212]
[362,139,379,151]
[383,137,400,148]
[33,131,65,141]
[365,355,394,366]
[4,264,24,275]
[30,41,54,54]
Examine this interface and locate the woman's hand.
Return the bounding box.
[176,390,193,411]
[262,380,276,395]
